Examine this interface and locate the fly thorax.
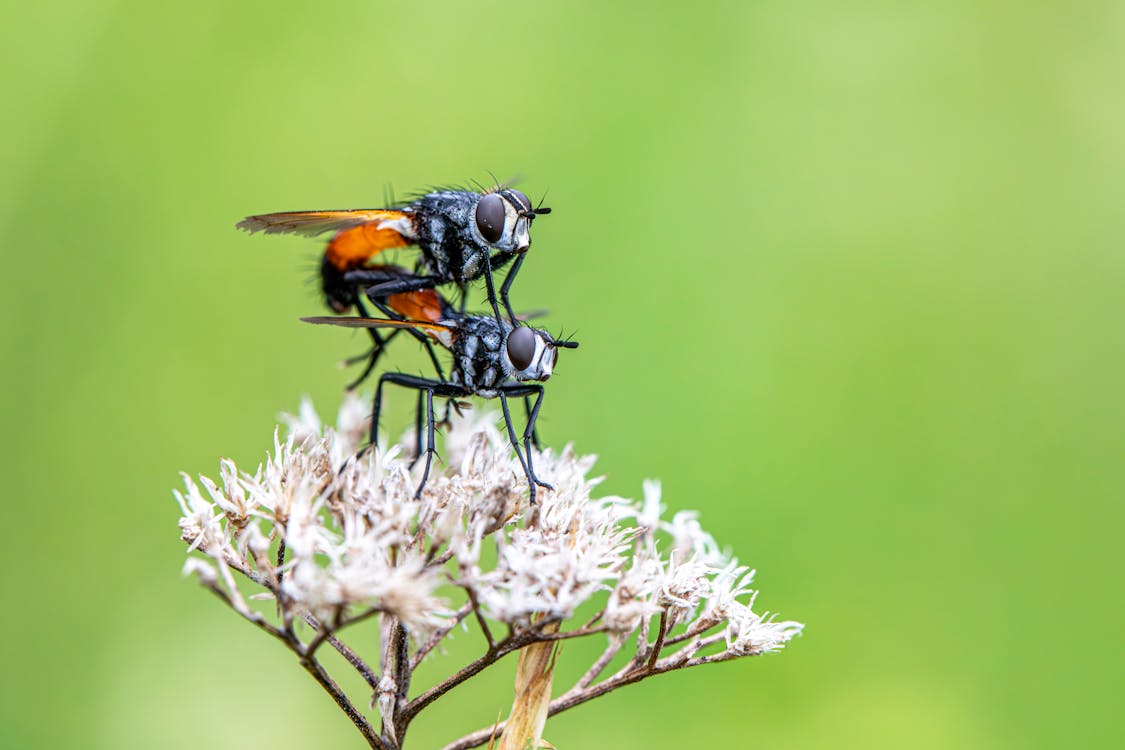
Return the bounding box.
[452,316,506,392]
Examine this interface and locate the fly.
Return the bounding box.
[302,310,577,503]
[236,184,551,327]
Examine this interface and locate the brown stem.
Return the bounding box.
[275,535,287,583]
[411,602,473,670]
[496,621,558,750]
[201,580,286,644]
[382,619,405,741]
[337,605,387,631]
[393,622,411,725]
[298,653,386,750]
[466,586,495,649]
[196,577,385,750]
[298,610,382,691]
[662,618,722,647]
[575,635,625,691]
[440,650,745,750]
[315,627,380,689]
[579,608,606,630]
[304,608,343,660]
[646,610,669,670]
[528,625,608,642]
[402,641,509,723]
[401,624,609,727]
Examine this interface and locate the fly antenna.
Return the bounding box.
[551,328,579,349]
[534,190,552,215]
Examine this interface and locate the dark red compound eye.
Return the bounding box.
[475,193,505,243]
[506,327,537,371]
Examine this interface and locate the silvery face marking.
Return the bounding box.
[503,190,534,253]
[472,190,535,253]
[508,208,532,253]
[504,326,558,381]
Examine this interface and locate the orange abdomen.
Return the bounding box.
[326,221,412,269]
[387,289,444,324]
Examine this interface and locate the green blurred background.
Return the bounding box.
[2,1,1122,748]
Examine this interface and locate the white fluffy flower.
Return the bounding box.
[177,397,802,666]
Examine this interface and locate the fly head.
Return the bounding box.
[502,325,570,382]
[473,189,550,255]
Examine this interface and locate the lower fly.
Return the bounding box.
[303,306,577,503]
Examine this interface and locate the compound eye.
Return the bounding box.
[511,189,533,213]
[506,326,537,371]
[475,193,505,243]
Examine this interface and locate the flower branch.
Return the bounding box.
[177,396,802,750]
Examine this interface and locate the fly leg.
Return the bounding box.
[497,252,527,326]
[503,385,553,496]
[438,397,468,431]
[346,296,397,391]
[376,373,467,498]
[499,391,552,504]
[524,394,541,449]
[408,388,425,467]
[346,330,403,391]
[368,370,389,451]
[348,272,441,299]
[344,269,439,290]
[367,297,447,381]
[523,388,547,478]
[416,388,437,499]
[481,258,506,328]
[349,269,448,381]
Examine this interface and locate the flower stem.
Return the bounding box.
[496,621,558,750]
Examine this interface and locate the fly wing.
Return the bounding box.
[301,315,452,344]
[236,209,409,238]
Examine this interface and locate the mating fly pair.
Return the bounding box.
[238,184,574,501]
[237,185,550,388]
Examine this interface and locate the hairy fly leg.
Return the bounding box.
[371,372,467,497]
[347,271,441,299]
[409,389,425,468]
[481,254,507,329]
[497,252,527,326]
[503,384,553,496]
[417,389,437,498]
[339,269,448,389]
[344,296,399,391]
[499,391,552,504]
[367,297,446,381]
[524,394,541,449]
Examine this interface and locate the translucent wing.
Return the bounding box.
[301,316,452,343]
[235,209,409,238]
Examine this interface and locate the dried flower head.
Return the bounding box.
[177,395,803,750]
